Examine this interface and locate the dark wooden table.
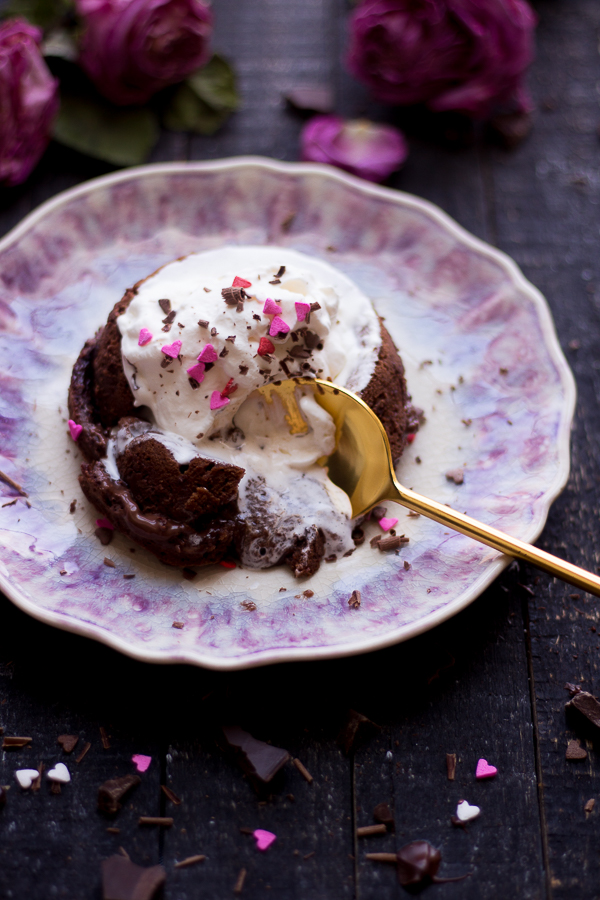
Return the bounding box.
[1,1,599,897]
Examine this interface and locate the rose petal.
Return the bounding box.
[301,115,408,183]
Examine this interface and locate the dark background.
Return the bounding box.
[1,1,600,897]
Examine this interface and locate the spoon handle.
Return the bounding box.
[390,482,600,597]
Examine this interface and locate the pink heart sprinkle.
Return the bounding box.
[253,829,276,852]
[161,340,182,358]
[68,420,82,441]
[295,302,311,322]
[269,315,290,337]
[263,298,282,315]
[95,518,114,530]
[132,754,152,773]
[186,362,206,383]
[233,276,252,288]
[379,517,398,532]
[475,758,497,779]
[210,391,230,411]
[198,343,219,363]
[138,328,153,346]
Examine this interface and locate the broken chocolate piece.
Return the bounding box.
[2,736,32,749]
[566,739,587,760]
[396,840,469,886]
[95,527,113,545]
[348,590,361,609]
[566,688,600,729]
[373,802,394,830]
[221,725,290,785]
[158,298,171,314]
[98,774,141,815]
[337,709,380,755]
[58,734,79,754]
[101,854,166,900]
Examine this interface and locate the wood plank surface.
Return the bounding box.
[1,0,600,897]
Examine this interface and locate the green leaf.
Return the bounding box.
[162,82,230,135]
[1,0,73,29]
[53,95,158,167]
[187,54,240,113]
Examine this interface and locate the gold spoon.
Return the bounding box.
[263,377,600,597]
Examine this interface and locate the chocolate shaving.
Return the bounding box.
[101,854,165,900]
[241,600,257,611]
[174,855,206,869]
[337,709,380,755]
[172,621,185,629]
[222,286,245,306]
[289,346,311,359]
[239,365,249,375]
[106,827,120,834]
[69,499,77,513]
[31,762,43,792]
[100,726,111,748]
[123,573,135,579]
[210,327,218,337]
[269,279,281,285]
[252,313,261,321]
[0,468,27,497]
[446,752,457,780]
[292,758,313,783]
[58,734,79,754]
[95,527,113,545]
[160,357,171,369]
[377,535,409,551]
[76,741,91,764]
[98,774,141,815]
[352,527,365,546]
[162,310,176,325]
[276,265,286,277]
[233,868,247,895]
[2,736,32,748]
[104,557,116,568]
[158,299,171,314]
[348,590,361,609]
[566,738,587,760]
[219,347,229,357]
[226,335,236,342]
[357,824,386,837]
[198,319,209,328]
[373,802,394,830]
[221,725,290,786]
[303,331,319,350]
[138,816,173,827]
[161,785,181,805]
[310,302,321,312]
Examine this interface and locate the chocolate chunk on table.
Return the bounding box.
[98,774,141,815]
[221,725,290,785]
[101,855,165,900]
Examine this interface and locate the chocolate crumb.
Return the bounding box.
[172,622,185,629]
[174,855,206,869]
[69,499,77,514]
[160,357,171,369]
[123,573,135,579]
[138,816,173,827]
[158,298,171,314]
[292,758,313,783]
[100,726,111,749]
[357,824,387,837]
[219,347,229,357]
[566,739,587,760]
[446,752,457,779]
[373,802,395,830]
[98,774,141,815]
[95,527,113,546]
[445,468,464,485]
[352,527,365,545]
[226,335,236,342]
[233,868,247,895]
[2,736,32,749]
[239,365,249,375]
[198,319,209,328]
[104,557,116,568]
[0,468,27,497]
[337,709,380,755]
[348,590,361,609]
[303,589,314,598]
[58,734,79,754]
[101,854,165,900]
[161,784,181,805]
[76,741,91,764]
[585,798,595,813]
[566,687,600,729]
[241,600,257,611]
[403,560,411,570]
[269,279,281,285]
[106,827,120,834]
[162,310,176,325]
[211,327,217,337]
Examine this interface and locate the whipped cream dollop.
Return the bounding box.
[114,246,383,568]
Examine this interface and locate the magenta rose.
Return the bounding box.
[77,0,213,106]
[301,116,408,183]
[0,19,59,187]
[347,0,536,118]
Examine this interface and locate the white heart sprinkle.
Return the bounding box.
[47,762,71,784]
[456,799,480,822]
[15,769,40,789]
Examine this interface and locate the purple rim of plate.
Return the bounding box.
[0,158,576,670]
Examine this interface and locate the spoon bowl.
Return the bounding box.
[263,378,600,598]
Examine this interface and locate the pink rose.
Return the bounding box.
[77,0,213,106]
[301,115,408,183]
[347,0,536,118]
[0,19,59,187]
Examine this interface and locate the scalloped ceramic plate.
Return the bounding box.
[0,158,575,669]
